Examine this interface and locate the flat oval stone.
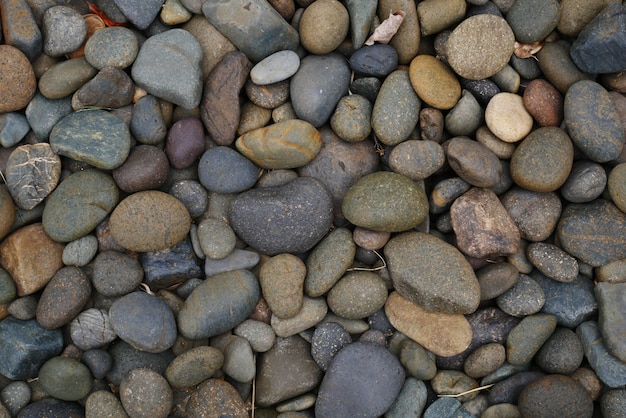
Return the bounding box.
[109,190,191,252]
[409,54,461,110]
[5,143,61,210]
[507,313,557,366]
[389,140,445,181]
[518,375,593,418]
[234,319,276,353]
[166,118,205,169]
[0,46,36,112]
[270,296,328,338]
[510,126,574,192]
[92,250,144,297]
[177,269,261,339]
[385,231,480,314]
[25,93,73,141]
[250,50,299,85]
[523,78,564,127]
[385,292,472,357]
[290,53,351,127]
[477,262,519,301]
[204,248,260,277]
[245,79,290,109]
[196,217,236,260]
[112,145,169,193]
[311,322,352,371]
[350,44,398,77]
[342,171,428,233]
[198,146,259,193]
[506,0,559,43]
[577,320,626,388]
[49,110,131,170]
[418,0,466,36]
[38,57,97,100]
[446,14,515,80]
[42,6,86,57]
[327,271,388,319]
[165,346,224,389]
[451,187,521,258]
[485,92,534,143]
[229,177,333,255]
[445,89,483,136]
[372,70,421,146]
[464,343,506,379]
[533,272,597,328]
[36,266,91,330]
[446,136,502,188]
[235,119,322,169]
[565,80,624,163]
[260,253,306,319]
[69,308,117,350]
[84,26,138,69]
[527,242,579,282]
[42,170,119,243]
[185,378,248,417]
[316,341,405,417]
[72,67,135,110]
[38,356,92,401]
[557,199,626,267]
[496,274,545,317]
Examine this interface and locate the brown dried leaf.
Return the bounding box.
[514,41,543,60]
[365,10,406,46]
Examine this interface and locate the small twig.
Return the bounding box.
[438,384,495,398]
[139,283,155,296]
[347,249,387,271]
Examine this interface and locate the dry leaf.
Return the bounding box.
[365,10,406,46]
[514,41,544,60]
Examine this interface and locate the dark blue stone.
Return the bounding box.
[488,371,545,404]
[16,398,84,418]
[577,321,626,388]
[0,317,63,380]
[532,271,597,328]
[570,3,626,74]
[198,146,259,194]
[130,94,167,145]
[349,44,398,77]
[140,236,202,290]
[311,322,352,371]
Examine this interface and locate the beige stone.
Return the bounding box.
[485,92,534,143]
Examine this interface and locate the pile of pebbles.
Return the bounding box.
[1,0,626,416]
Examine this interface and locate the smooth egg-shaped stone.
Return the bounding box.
[342,171,428,233]
[177,269,261,339]
[372,70,421,146]
[299,0,349,55]
[38,356,92,401]
[250,50,300,85]
[389,139,445,181]
[109,191,191,252]
[485,92,534,143]
[235,119,322,169]
[49,110,131,170]
[564,80,624,163]
[510,127,574,192]
[409,54,461,110]
[42,170,118,243]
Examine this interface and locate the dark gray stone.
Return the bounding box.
[25,93,73,141]
[349,44,398,77]
[577,321,626,388]
[311,322,352,371]
[535,327,584,374]
[106,340,175,386]
[423,397,473,418]
[488,370,545,405]
[595,282,626,363]
[92,250,143,297]
[496,274,545,317]
[130,95,167,145]
[506,0,559,43]
[113,0,162,29]
[198,146,259,193]
[169,180,209,219]
[15,398,84,418]
[140,236,202,291]
[560,161,607,203]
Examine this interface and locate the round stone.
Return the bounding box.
[42,6,87,57]
[185,378,248,417]
[510,126,574,192]
[446,136,502,188]
[169,180,209,219]
[330,95,372,143]
[85,391,128,418]
[196,217,236,260]
[84,26,139,69]
[112,145,169,193]
[119,368,173,418]
[496,274,545,317]
[464,343,506,378]
[446,14,515,80]
[92,250,144,297]
[561,161,607,203]
[501,187,562,241]
[38,57,98,100]
[342,171,429,233]
[38,356,93,401]
[506,0,560,43]
[352,227,390,251]
[485,92,534,143]
[69,308,117,351]
[518,375,593,418]
[389,139,445,181]
[311,322,352,371]
[409,54,461,110]
[523,78,564,127]
[327,271,388,319]
[299,0,349,54]
[62,235,99,267]
[109,190,191,252]
[198,146,259,194]
[526,242,579,283]
[535,327,584,374]
[166,118,205,169]
[477,262,519,301]
[0,46,37,113]
[260,253,306,319]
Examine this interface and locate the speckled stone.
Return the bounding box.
[477,262,519,301]
[330,94,372,143]
[536,40,592,94]
[259,253,306,319]
[507,313,557,366]
[535,327,584,374]
[0,45,37,112]
[119,367,173,418]
[38,56,97,100]
[527,242,579,282]
[389,140,445,181]
[36,266,91,330]
[38,356,92,401]
[417,0,466,36]
[523,78,564,127]
[84,26,138,69]
[518,375,593,418]
[327,271,387,319]
[250,50,300,85]
[506,0,560,43]
[270,296,328,338]
[85,391,129,418]
[165,346,223,389]
[112,144,169,193]
[377,0,420,65]
[496,274,545,317]
[409,54,461,110]
[299,0,349,55]
[446,137,502,188]
[501,187,562,242]
[595,282,626,362]
[445,89,483,136]
[398,338,437,380]
[185,378,248,417]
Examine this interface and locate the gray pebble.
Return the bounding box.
[0,112,29,147]
[119,368,173,418]
[42,6,86,57]
[399,338,437,380]
[535,327,584,374]
[69,308,117,350]
[560,161,607,203]
[84,26,139,69]
[165,345,223,389]
[234,319,276,353]
[0,381,31,417]
[204,248,260,277]
[311,322,352,371]
[62,235,99,267]
[196,217,237,259]
[526,242,579,283]
[92,250,143,297]
[169,180,209,219]
[496,274,545,317]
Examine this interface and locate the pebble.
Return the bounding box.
[237,101,272,135]
[198,146,258,193]
[215,335,256,383]
[119,368,173,418]
[72,67,135,110]
[480,403,521,418]
[38,356,92,401]
[235,119,322,169]
[109,291,177,353]
[372,70,421,146]
[84,26,138,69]
[561,161,607,203]
[500,187,562,241]
[177,269,260,339]
[330,94,372,143]
[35,266,91,330]
[246,79,290,109]
[0,112,29,148]
[195,217,236,260]
[596,258,626,284]
[0,0,42,61]
[464,342,506,379]
[141,236,202,288]
[234,319,276,353]
[350,76,381,103]
[201,51,251,145]
[229,176,333,255]
[92,250,143,297]
[385,231,480,314]
[204,248,260,277]
[429,177,471,214]
[536,40,592,94]
[38,56,98,100]
[69,308,116,350]
[410,54,461,110]
[477,262,519,301]
[522,78,563,127]
[451,187,520,258]
[564,80,624,163]
[485,92,533,143]
[169,180,209,219]
[0,45,37,112]
[558,0,613,37]
[496,274,545,317]
[386,292,472,357]
[17,398,84,417]
[423,397,473,418]
[304,227,355,297]
[299,0,348,55]
[1,380,31,416]
[345,0,377,49]
[491,64,520,93]
[595,282,626,362]
[526,242,579,282]
[85,391,129,418]
[418,0,466,36]
[42,6,86,57]
[5,143,61,211]
[327,271,387,319]
[7,296,37,320]
[270,296,328,338]
[446,14,515,80]
[389,140,444,182]
[535,327,584,374]
[255,335,323,407]
[385,377,428,417]
[445,89,483,136]
[0,268,16,304]
[185,378,248,417]
[0,185,17,240]
[0,317,63,380]
[532,272,598,328]
[353,227,390,251]
[601,389,626,418]
[113,144,169,192]
[49,109,131,170]
[250,50,300,85]
[506,0,559,43]
[487,370,544,405]
[24,93,72,141]
[570,3,626,74]
[259,253,306,319]
[399,338,437,380]
[165,118,205,169]
[109,190,191,252]
[0,223,64,297]
[379,0,420,64]
[105,340,174,386]
[113,0,161,29]
[518,374,593,418]
[577,321,626,388]
[557,199,626,267]
[506,313,557,366]
[431,370,478,402]
[316,341,405,417]
[290,53,351,127]
[350,44,398,77]
[446,136,502,188]
[311,322,352,371]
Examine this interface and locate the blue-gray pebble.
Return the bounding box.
[198,146,259,193]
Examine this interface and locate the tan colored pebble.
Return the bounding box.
[299,0,349,55]
[0,45,37,112]
[485,92,534,143]
[409,54,461,110]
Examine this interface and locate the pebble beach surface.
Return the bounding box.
[1,0,626,417]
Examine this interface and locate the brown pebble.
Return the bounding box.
[353,227,390,251]
[0,45,37,112]
[523,79,564,127]
[112,145,170,193]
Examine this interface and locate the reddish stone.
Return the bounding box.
[523,79,564,127]
[0,45,37,112]
[166,118,206,169]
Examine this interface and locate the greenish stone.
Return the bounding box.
[557,199,626,267]
[38,356,93,401]
[506,0,560,43]
[342,171,428,232]
[305,227,356,297]
[0,268,16,304]
[595,282,626,363]
[371,70,421,146]
[49,110,131,170]
[42,170,119,243]
[345,0,377,49]
[330,94,372,142]
[327,271,387,319]
[506,313,557,366]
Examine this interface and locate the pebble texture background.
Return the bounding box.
[0,0,626,417]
